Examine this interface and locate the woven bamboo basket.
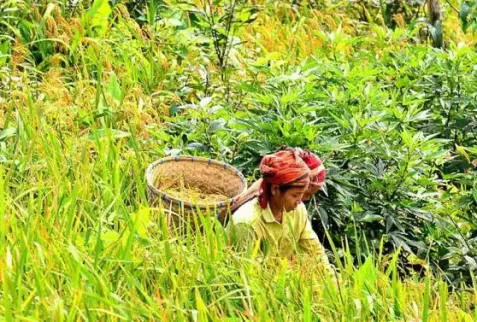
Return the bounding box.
[146,156,247,232]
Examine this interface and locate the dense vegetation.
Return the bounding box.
[0,0,476,320]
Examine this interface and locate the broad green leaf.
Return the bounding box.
[67,244,82,263]
[107,73,121,103]
[86,0,112,35]
[0,41,9,65]
[209,119,226,132]
[0,128,16,141]
[187,142,206,151]
[460,1,471,32]
[358,213,383,223]
[102,230,120,247]
[130,207,150,239]
[456,145,471,163]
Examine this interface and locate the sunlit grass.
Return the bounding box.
[0,0,476,320]
[0,95,475,319]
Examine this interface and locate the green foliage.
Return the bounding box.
[232,47,477,282]
[1,0,477,318]
[350,0,425,28]
[119,0,166,25]
[142,25,477,281]
[0,0,27,35]
[460,0,477,33]
[83,0,112,36]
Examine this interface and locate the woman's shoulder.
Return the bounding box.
[231,198,261,225]
[293,202,309,221]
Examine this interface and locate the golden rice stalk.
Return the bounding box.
[46,16,58,38]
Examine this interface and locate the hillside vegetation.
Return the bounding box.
[0,0,477,320]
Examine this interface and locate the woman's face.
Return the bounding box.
[271,185,308,212]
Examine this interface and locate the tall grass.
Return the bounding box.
[0,1,476,320]
[0,107,475,319]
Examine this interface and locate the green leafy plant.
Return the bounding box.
[460,0,477,33]
[2,0,477,318]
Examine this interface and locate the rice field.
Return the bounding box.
[1,0,477,321]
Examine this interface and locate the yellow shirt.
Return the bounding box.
[228,198,332,270]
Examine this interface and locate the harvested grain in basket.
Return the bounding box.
[157,175,228,205]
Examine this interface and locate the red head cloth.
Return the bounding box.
[258,150,310,209]
[298,151,326,186]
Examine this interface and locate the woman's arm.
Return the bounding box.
[297,208,334,276]
[299,222,332,268]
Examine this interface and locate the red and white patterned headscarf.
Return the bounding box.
[258,150,310,209]
[298,150,326,187]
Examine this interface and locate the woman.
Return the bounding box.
[240,147,326,204]
[222,147,326,221]
[227,150,332,270]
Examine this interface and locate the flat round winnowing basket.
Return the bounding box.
[146,156,247,232]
